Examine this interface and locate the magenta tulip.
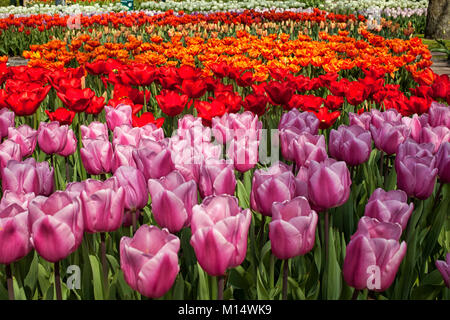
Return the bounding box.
[120,225,180,298]
[428,102,450,128]
[226,135,259,172]
[57,129,77,157]
[419,126,450,154]
[28,191,84,262]
[293,132,328,168]
[80,139,113,175]
[190,195,251,276]
[436,142,450,183]
[329,125,372,166]
[113,125,141,148]
[343,235,407,291]
[23,158,54,196]
[435,253,450,288]
[278,109,319,135]
[133,142,175,180]
[352,216,403,241]
[198,159,236,198]
[212,111,262,144]
[148,170,197,233]
[112,144,137,173]
[307,159,351,212]
[81,121,109,141]
[349,111,372,131]
[269,196,318,260]
[364,188,413,230]
[114,166,148,212]
[8,125,37,157]
[105,105,132,131]
[370,122,410,155]
[250,162,297,216]
[37,121,68,155]
[0,108,14,139]
[0,139,22,168]
[1,160,40,195]
[80,178,125,232]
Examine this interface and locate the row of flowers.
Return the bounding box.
[0,98,449,299]
[0,3,128,17]
[20,28,429,81]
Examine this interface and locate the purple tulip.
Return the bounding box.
[250,162,297,216]
[226,135,259,172]
[148,170,198,233]
[370,122,410,155]
[80,178,125,233]
[419,126,450,154]
[120,225,180,298]
[37,121,68,155]
[329,125,372,166]
[105,104,132,131]
[8,125,38,157]
[23,158,54,196]
[0,200,32,264]
[0,108,14,139]
[343,234,407,291]
[1,160,40,195]
[0,191,36,210]
[307,159,351,212]
[435,253,450,288]
[212,111,262,144]
[140,124,164,142]
[293,132,328,168]
[428,102,450,128]
[28,191,84,262]
[436,142,450,183]
[57,129,77,157]
[364,188,414,230]
[112,145,137,173]
[190,195,251,276]
[80,139,113,175]
[395,140,438,200]
[133,142,175,180]
[402,114,423,142]
[81,121,109,141]
[349,111,372,131]
[370,109,402,128]
[352,216,403,241]
[278,109,319,135]
[0,139,22,168]
[113,125,141,147]
[198,159,236,198]
[279,127,302,161]
[114,166,148,212]
[269,196,318,260]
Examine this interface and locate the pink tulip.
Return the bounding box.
[148,170,198,233]
[370,122,410,155]
[278,109,319,135]
[0,191,36,210]
[133,142,175,180]
[0,139,22,168]
[435,253,450,288]
[279,127,302,161]
[8,125,38,157]
[120,225,180,298]
[419,125,450,154]
[352,216,403,241]
[349,111,372,131]
[190,195,251,276]
[227,135,259,172]
[329,125,372,166]
[0,199,32,264]
[293,132,328,168]
[269,196,318,260]
[113,125,141,147]
[114,166,148,212]
[364,188,413,230]
[81,121,109,141]
[80,139,113,175]
[0,108,14,139]
[112,144,137,173]
[307,159,351,212]
[28,191,84,262]
[428,102,450,128]
[436,142,450,183]
[37,121,68,155]
[343,235,407,291]
[1,160,40,195]
[212,111,262,144]
[57,129,77,157]
[198,159,236,198]
[402,114,422,142]
[23,158,54,196]
[105,104,132,131]
[250,162,297,216]
[140,123,164,142]
[370,109,402,128]
[80,178,125,233]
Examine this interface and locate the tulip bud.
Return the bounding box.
[0,139,22,168]
[8,125,38,157]
[80,139,113,175]
[105,104,132,131]
[435,253,450,288]
[37,121,68,155]
[436,142,450,183]
[0,108,14,139]
[198,159,236,198]
[293,132,328,168]
[329,125,372,166]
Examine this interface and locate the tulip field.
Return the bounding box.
[0,1,449,302]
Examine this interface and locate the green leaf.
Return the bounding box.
[236,180,250,209]
[196,263,209,300]
[172,274,185,300]
[89,254,104,300]
[256,267,269,300]
[324,226,342,300]
[24,252,39,293]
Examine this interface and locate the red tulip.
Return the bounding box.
[6,86,51,116]
[132,112,164,128]
[45,108,75,125]
[56,87,95,113]
[156,90,189,117]
[181,79,207,99]
[312,107,340,129]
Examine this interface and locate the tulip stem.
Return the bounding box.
[54,261,62,300]
[5,264,14,300]
[65,156,70,185]
[100,232,109,298]
[432,183,443,211]
[282,259,289,300]
[379,151,384,178]
[258,216,266,248]
[131,210,137,234]
[217,275,224,300]
[52,154,58,190]
[352,289,359,300]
